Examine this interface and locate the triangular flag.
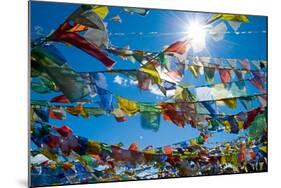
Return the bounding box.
[221,98,237,109]
[219,69,232,84]
[189,65,201,78]
[209,22,227,41]
[164,40,191,55]
[204,66,216,83]
[228,21,241,31]
[51,95,70,103]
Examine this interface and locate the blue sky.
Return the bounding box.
[30,1,267,149]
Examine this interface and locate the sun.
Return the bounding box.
[186,20,207,52]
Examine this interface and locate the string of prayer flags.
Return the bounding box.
[30,120,267,174]
[30,5,268,185]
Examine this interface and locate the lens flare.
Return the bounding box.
[186,21,207,52]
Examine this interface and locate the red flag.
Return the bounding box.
[243,107,263,129]
[163,145,173,155]
[160,103,185,127]
[51,22,115,68]
[128,143,138,151]
[51,95,70,103]
[54,125,72,137]
[164,40,191,55]
[219,69,232,84]
[49,107,65,120]
[46,135,60,148]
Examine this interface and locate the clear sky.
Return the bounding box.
[30,1,267,149]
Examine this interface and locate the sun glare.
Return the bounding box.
[186,21,207,52]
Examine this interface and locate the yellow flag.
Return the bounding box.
[92,6,109,19]
[222,120,231,132]
[188,65,200,78]
[210,14,249,23]
[237,120,244,130]
[117,96,139,115]
[140,62,161,85]
[259,146,267,153]
[222,98,237,109]
[221,14,249,22]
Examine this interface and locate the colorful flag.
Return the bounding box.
[50,22,115,68]
[204,66,216,83]
[139,103,161,131]
[219,69,232,84]
[117,96,139,116]
[164,40,191,55]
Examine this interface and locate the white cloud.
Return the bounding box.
[113,75,123,85]
[113,75,134,87]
